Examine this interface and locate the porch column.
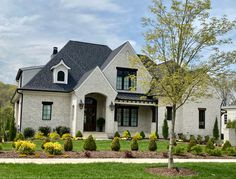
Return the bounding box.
[105,98,115,136]
[151,106,158,134]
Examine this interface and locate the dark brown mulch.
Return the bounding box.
[145,167,197,177]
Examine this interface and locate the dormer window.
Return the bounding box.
[51,59,71,84]
[57,71,65,81]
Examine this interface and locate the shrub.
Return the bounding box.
[83,135,96,151]
[149,139,157,151]
[61,133,72,140]
[34,132,44,140]
[206,148,222,156]
[191,145,204,155]
[226,147,236,156]
[162,118,169,139]
[44,142,63,155]
[41,138,51,149]
[206,139,215,150]
[187,139,197,152]
[196,135,203,144]
[9,119,17,141]
[114,131,120,138]
[14,132,24,141]
[213,117,219,140]
[15,140,36,155]
[122,130,131,139]
[23,127,35,138]
[111,137,120,151]
[204,135,210,144]
[54,126,70,137]
[131,139,139,151]
[149,132,157,141]
[173,145,186,155]
[64,138,73,151]
[38,126,51,136]
[49,132,60,140]
[222,140,232,151]
[178,133,187,142]
[190,135,196,141]
[140,131,145,139]
[133,132,142,140]
[226,120,236,128]
[76,130,83,138]
[0,144,2,151]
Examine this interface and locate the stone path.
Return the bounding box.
[0,158,236,164]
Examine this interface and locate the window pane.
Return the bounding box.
[123,76,129,90]
[116,76,122,90]
[199,109,205,129]
[166,107,172,120]
[43,104,52,120]
[123,108,129,126]
[131,109,137,127]
[57,71,65,81]
[117,108,122,126]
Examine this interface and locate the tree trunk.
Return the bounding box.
[168,104,176,169]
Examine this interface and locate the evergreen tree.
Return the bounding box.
[9,119,16,141]
[162,114,169,140]
[213,117,219,140]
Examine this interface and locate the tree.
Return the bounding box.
[162,115,169,139]
[142,0,236,168]
[213,117,219,140]
[9,118,16,141]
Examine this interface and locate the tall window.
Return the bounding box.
[224,114,227,124]
[166,106,172,120]
[57,71,65,82]
[199,108,206,129]
[116,106,138,127]
[116,67,137,90]
[42,102,53,120]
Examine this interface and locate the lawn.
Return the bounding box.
[1,139,186,153]
[0,163,236,179]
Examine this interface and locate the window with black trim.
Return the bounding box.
[57,71,65,82]
[166,106,172,120]
[42,102,53,120]
[224,114,227,124]
[199,108,206,129]
[116,67,137,91]
[116,106,138,127]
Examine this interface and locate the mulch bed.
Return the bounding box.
[0,151,236,159]
[145,167,197,177]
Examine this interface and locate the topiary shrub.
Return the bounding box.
[8,119,17,141]
[54,126,70,137]
[131,139,139,151]
[140,131,145,139]
[133,132,142,140]
[191,145,204,155]
[114,131,120,138]
[41,138,51,150]
[83,135,96,151]
[44,142,63,155]
[34,132,44,140]
[122,130,131,139]
[173,145,186,156]
[111,137,120,151]
[226,147,236,156]
[61,133,72,140]
[222,140,232,151]
[49,132,60,140]
[38,126,51,136]
[64,138,73,151]
[162,118,169,139]
[15,140,36,155]
[76,130,83,138]
[187,139,197,152]
[213,117,219,140]
[197,135,203,144]
[204,135,210,144]
[149,132,157,141]
[23,127,35,138]
[149,139,157,151]
[206,139,215,150]
[206,148,222,156]
[14,132,24,141]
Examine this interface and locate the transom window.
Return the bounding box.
[199,108,206,129]
[42,102,53,120]
[57,71,65,82]
[116,67,137,91]
[116,106,138,127]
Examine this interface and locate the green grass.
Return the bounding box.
[2,139,185,152]
[0,163,236,178]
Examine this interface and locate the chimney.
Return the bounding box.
[51,47,58,59]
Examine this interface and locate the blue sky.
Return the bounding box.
[0,0,236,84]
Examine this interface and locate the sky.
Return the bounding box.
[0,0,236,84]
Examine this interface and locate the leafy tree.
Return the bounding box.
[213,117,219,140]
[141,0,236,168]
[162,116,169,139]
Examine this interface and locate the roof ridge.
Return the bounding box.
[69,40,111,49]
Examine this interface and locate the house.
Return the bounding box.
[12,40,221,138]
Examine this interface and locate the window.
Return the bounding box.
[57,71,65,81]
[42,102,53,120]
[166,106,172,120]
[224,114,227,124]
[199,108,206,129]
[116,67,137,91]
[116,106,138,127]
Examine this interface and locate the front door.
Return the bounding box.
[84,97,97,131]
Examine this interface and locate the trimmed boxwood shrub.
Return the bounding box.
[54,126,70,137]
[34,132,44,140]
[83,135,96,151]
[61,133,72,140]
[206,139,215,150]
[38,126,51,136]
[222,140,232,151]
[122,130,131,139]
[149,139,157,151]
[23,127,35,138]
[173,145,186,156]
[140,131,145,139]
[41,138,51,150]
[187,139,196,152]
[149,132,157,141]
[206,148,222,156]
[191,145,204,155]
[44,142,63,155]
[131,139,139,151]
[64,138,73,151]
[114,131,120,138]
[226,147,236,156]
[133,132,142,140]
[76,130,83,138]
[197,135,203,144]
[15,140,36,155]
[49,132,60,140]
[111,137,120,151]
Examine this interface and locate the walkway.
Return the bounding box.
[1,158,236,164]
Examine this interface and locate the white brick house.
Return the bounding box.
[12,40,221,138]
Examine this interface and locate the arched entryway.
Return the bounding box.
[84,97,97,131]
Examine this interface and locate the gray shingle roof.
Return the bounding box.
[116,92,156,102]
[21,40,113,92]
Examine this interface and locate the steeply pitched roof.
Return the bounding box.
[21,40,112,92]
[16,65,44,81]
